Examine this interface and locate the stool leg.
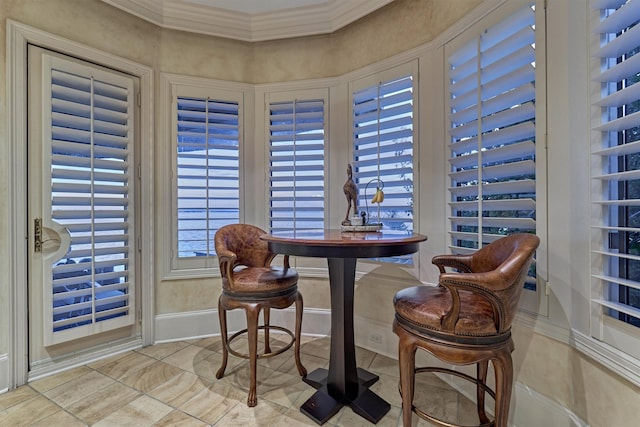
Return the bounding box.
[246,304,260,407]
[493,352,514,427]
[294,292,307,377]
[398,333,416,427]
[263,307,272,354]
[477,360,490,424]
[216,298,228,379]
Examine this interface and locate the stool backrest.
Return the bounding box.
[464,233,540,331]
[214,224,275,274]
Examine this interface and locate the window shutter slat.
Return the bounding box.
[51,112,128,136]
[451,198,536,211]
[481,64,535,102]
[596,20,640,59]
[450,102,535,139]
[596,51,640,84]
[481,37,535,82]
[481,121,536,149]
[51,154,127,171]
[594,169,640,182]
[484,140,536,164]
[592,0,627,10]
[480,160,536,181]
[595,0,640,32]
[52,126,128,148]
[595,110,640,132]
[451,83,535,124]
[52,168,127,183]
[596,78,640,108]
[481,6,535,49]
[449,121,535,157]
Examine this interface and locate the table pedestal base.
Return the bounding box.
[300,368,391,425]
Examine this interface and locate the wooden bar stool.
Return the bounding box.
[393,233,539,427]
[214,224,307,407]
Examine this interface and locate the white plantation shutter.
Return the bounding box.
[591,0,640,353]
[269,98,325,232]
[46,57,135,344]
[447,3,537,289]
[176,96,240,257]
[352,74,414,243]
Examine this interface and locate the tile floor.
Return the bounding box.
[0,335,481,426]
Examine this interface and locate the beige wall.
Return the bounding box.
[252,0,482,83]
[2,0,639,425]
[512,324,640,426]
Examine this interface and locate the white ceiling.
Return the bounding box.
[182,0,329,15]
[101,0,394,42]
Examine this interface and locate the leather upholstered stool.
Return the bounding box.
[214,224,307,407]
[393,233,539,427]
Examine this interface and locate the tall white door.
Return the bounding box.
[27,46,141,371]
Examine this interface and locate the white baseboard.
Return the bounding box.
[154,309,223,342]
[154,307,385,346]
[154,307,332,343]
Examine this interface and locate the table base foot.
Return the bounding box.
[303,368,328,389]
[356,367,379,387]
[300,387,342,426]
[350,387,391,424]
[300,368,391,425]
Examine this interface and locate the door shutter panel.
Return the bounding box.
[45,56,135,344]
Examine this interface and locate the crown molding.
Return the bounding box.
[101,0,394,42]
[102,0,166,24]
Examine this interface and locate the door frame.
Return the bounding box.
[6,20,154,387]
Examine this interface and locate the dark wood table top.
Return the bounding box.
[261,229,427,251]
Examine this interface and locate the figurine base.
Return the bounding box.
[340,223,383,232]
